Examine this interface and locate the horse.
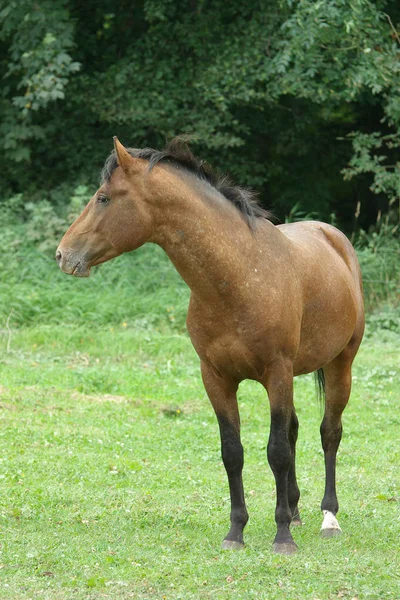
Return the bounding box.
[56,137,365,555]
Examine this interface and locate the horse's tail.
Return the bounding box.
[314,368,326,407]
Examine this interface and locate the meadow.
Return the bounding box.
[0,234,399,599]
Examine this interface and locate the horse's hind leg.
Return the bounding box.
[288,408,302,526]
[201,362,249,550]
[264,360,298,555]
[320,348,354,537]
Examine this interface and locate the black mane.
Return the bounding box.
[101,137,272,227]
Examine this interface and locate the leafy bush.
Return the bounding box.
[365,306,400,335]
[1,1,400,229]
[24,185,90,252]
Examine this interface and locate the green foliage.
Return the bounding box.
[1,0,400,226]
[23,200,70,251]
[353,209,399,312]
[268,0,398,101]
[0,0,80,163]
[0,245,188,330]
[343,131,400,208]
[356,236,399,311]
[23,185,90,251]
[365,305,400,334]
[284,202,318,223]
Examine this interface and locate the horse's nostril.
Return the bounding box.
[56,249,62,263]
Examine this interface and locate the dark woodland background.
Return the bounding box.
[1,0,400,234]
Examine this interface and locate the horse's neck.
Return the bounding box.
[149,175,269,300]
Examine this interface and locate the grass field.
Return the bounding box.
[0,318,399,599]
[0,223,399,599]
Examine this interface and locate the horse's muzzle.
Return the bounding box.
[56,247,91,277]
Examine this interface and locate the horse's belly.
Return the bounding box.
[293,293,358,375]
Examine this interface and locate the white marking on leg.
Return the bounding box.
[321,510,342,532]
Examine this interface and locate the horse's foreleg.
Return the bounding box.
[201,362,248,550]
[264,362,297,555]
[320,352,352,537]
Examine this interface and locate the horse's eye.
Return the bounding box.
[97,195,109,204]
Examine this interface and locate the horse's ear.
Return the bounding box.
[113,136,140,173]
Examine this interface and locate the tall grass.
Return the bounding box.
[0,197,398,331]
[0,244,188,329]
[0,194,188,329]
[356,234,399,312]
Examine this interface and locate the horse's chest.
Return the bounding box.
[208,336,267,380]
[188,318,271,381]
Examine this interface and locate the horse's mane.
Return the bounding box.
[101,137,272,228]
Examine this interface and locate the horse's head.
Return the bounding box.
[56,137,153,277]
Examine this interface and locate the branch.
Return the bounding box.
[384,13,400,46]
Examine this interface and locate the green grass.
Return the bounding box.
[0,215,398,598]
[0,323,399,599]
[0,244,189,329]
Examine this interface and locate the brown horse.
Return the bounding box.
[56,137,364,555]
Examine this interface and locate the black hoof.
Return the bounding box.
[221,539,245,551]
[320,527,342,538]
[272,541,298,555]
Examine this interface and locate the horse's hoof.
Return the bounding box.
[320,527,342,538]
[221,539,245,551]
[272,542,298,555]
[320,510,342,538]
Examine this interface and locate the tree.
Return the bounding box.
[1,0,399,229]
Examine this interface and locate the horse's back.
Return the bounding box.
[278,221,362,297]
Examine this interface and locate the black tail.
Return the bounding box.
[314,368,326,406]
